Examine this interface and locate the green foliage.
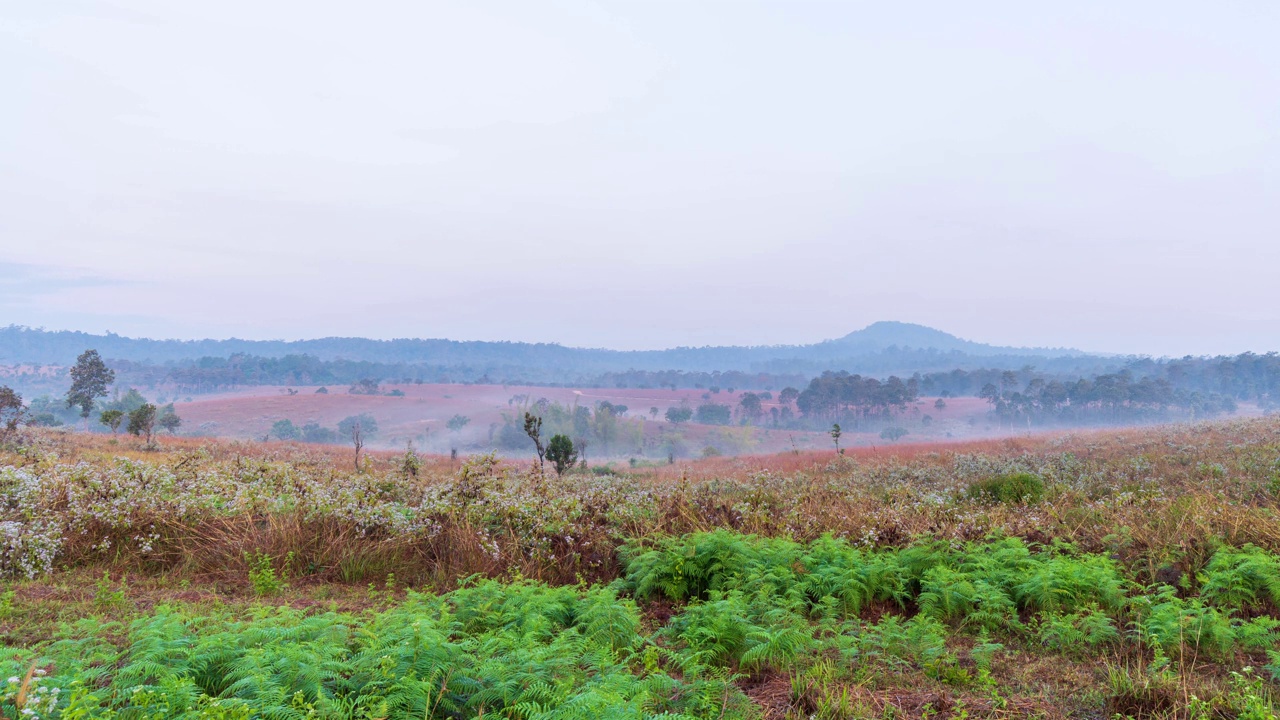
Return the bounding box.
[0,386,24,442]
[664,406,692,425]
[66,349,115,421]
[546,434,578,477]
[1034,606,1120,651]
[98,409,125,434]
[270,419,298,441]
[1198,543,1280,611]
[879,426,908,442]
[245,552,292,597]
[337,414,377,441]
[966,472,1045,504]
[399,445,421,479]
[93,571,128,609]
[693,404,731,426]
[127,403,158,444]
[0,580,753,720]
[157,405,182,435]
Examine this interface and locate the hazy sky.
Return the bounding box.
[3,1,1278,357]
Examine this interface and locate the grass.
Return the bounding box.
[2,418,1280,718]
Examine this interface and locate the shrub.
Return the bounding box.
[967,472,1045,504]
[245,551,292,597]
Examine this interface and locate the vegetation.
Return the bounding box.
[126,403,158,446]
[546,434,578,477]
[0,386,23,443]
[98,409,124,434]
[2,418,1280,717]
[65,350,114,430]
[338,414,377,471]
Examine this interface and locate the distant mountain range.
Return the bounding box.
[0,321,1102,378]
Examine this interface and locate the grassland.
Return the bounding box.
[2,419,1279,719]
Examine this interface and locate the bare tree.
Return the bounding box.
[339,414,378,471]
[523,412,546,470]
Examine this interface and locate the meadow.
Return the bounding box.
[2,419,1279,719]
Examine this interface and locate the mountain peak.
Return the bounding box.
[823,321,1085,357]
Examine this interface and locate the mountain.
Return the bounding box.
[0,322,1101,379]
[809,321,1089,358]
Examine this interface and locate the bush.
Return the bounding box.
[694,404,732,425]
[967,472,1045,504]
[246,551,292,596]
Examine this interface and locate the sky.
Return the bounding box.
[2,1,1278,357]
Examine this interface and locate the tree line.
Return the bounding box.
[977,371,1238,428]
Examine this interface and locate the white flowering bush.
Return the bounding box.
[0,418,1278,583]
[0,521,62,579]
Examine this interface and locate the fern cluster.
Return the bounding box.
[1,580,747,720]
[625,530,1280,665]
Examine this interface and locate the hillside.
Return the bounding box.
[0,322,1096,377]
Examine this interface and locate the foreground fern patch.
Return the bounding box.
[2,580,754,720]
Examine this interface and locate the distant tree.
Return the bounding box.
[592,402,618,454]
[694,403,732,426]
[545,434,578,477]
[1000,371,1019,394]
[880,426,909,442]
[101,388,147,415]
[271,419,299,441]
[778,387,800,408]
[301,422,338,443]
[99,409,125,434]
[315,386,329,394]
[446,413,470,457]
[979,383,1000,403]
[349,378,380,395]
[738,392,762,423]
[127,403,158,446]
[25,399,63,428]
[523,412,546,470]
[338,413,378,471]
[158,406,182,435]
[649,406,659,420]
[934,398,947,411]
[66,349,115,430]
[0,385,24,442]
[830,423,842,455]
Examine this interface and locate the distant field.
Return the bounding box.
[171,382,1003,456]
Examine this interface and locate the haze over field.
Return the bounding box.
[4,2,1279,356]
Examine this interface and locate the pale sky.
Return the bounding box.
[2,1,1278,357]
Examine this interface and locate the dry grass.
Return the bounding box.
[3,417,1279,590]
